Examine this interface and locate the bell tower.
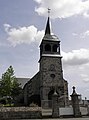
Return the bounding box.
[39,9,68,108]
[40,9,61,57]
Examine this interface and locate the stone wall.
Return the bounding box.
[23,72,40,106]
[0,107,42,119]
[40,56,69,108]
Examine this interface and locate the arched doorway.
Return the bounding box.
[29,94,41,107]
[48,90,54,108]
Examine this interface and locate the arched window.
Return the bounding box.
[45,44,51,52]
[53,44,57,52]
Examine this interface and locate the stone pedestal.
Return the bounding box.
[70,86,81,117]
[87,105,89,116]
[52,91,59,118]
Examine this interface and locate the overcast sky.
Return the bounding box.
[0,0,89,99]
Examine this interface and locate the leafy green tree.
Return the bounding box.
[0,66,22,104]
[11,79,22,101]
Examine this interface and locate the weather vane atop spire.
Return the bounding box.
[48,8,51,17]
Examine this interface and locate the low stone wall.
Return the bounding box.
[59,107,73,117]
[0,107,42,119]
[80,107,88,116]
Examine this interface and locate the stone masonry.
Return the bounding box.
[21,14,69,108]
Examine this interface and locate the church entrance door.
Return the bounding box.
[48,90,54,108]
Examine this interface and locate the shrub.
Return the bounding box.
[29,102,38,107]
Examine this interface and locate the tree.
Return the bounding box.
[0,66,22,104]
[11,79,22,101]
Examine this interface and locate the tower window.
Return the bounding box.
[53,44,58,52]
[45,44,51,52]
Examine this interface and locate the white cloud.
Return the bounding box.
[4,24,44,47]
[34,0,89,18]
[62,49,89,99]
[62,48,89,66]
[35,30,44,43]
[72,33,78,36]
[80,74,89,82]
[34,0,42,3]
[81,30,89,38]
[62,48,89,88]
[83,12,89,18]
[72,30,89,39]
[4,24,11,32]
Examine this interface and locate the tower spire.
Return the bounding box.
[45,8,51,35]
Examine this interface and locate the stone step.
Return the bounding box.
[42,109,52,116]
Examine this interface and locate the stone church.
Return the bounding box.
[21,14,69,108]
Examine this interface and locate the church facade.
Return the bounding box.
[22,15,69,108]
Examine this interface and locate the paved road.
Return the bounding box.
[41,118,89,120]
[20,117,89,120]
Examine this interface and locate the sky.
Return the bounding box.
[0,0,89,99]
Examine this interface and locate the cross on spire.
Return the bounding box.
[48,8,51,17]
